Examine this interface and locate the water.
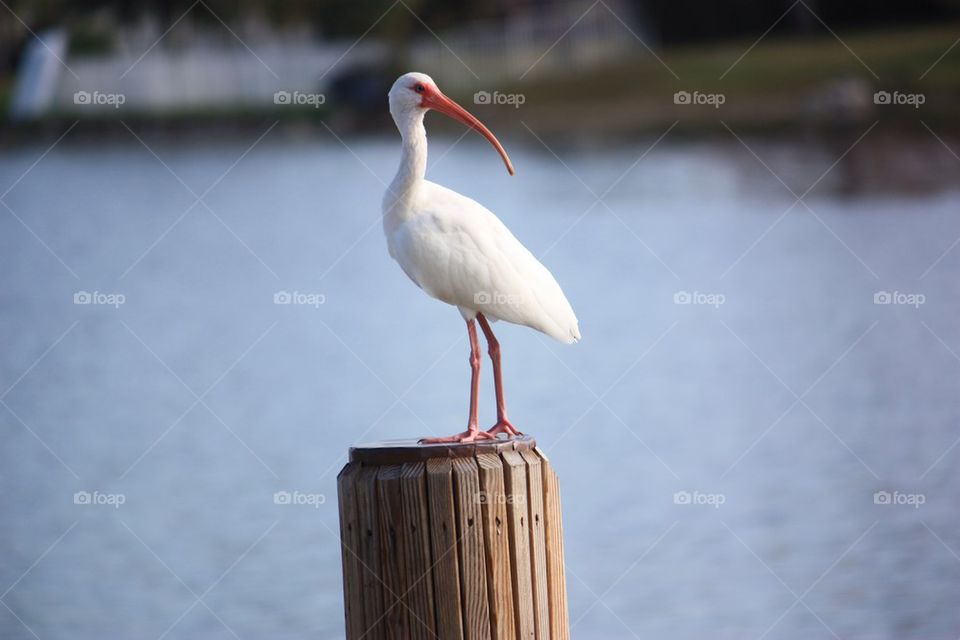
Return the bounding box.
[1,129,958,639]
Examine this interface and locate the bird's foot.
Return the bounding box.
[486,419,522,438]
[420,427,496,444]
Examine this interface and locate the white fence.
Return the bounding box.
[12,0,648,115]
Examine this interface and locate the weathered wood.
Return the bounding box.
[350,435,536,464]
[477,454,517,640]
[426,458,465,640]
[536,448,570,640]
[337,439,570,640]
[376,465,408,638]
[355,465,386,639]
[520,451,550,640]
[400,462,437,640]
[501,450,535,640]
[452,457,492,639]
[337,463,365,639]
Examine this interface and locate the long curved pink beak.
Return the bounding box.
[423,89,515,176]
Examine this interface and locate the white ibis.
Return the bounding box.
[383,72,580,443]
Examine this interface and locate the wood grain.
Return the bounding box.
[350,435,537,464]
[337,463,365,639]
[400,462,437,640]
[452,457,492,639]
[426,458,465,640]
[355,464,386,640]
[536,448,570,640]
[520,451,550,640]
[376,465,408,638]
[477,453,517,640]
[501,450,535,640]
[337,442,570,640]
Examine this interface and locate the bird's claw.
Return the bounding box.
[420,428,497,444]
[486,419,522,438]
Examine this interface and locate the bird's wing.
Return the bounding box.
[390,181,580,343]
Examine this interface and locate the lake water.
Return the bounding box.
[1,127,959,639]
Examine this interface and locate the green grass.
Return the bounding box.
[480,23,960,132]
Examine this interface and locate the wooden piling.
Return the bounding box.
[336,436,570,640]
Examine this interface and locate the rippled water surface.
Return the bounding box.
[1,130,959,639]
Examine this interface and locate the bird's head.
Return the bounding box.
[388,72,514,176]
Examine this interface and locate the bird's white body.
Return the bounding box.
[383,73,580,344]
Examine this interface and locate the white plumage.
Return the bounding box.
[381,72,579,442]
[383,73,579,344]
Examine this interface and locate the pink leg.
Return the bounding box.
[477,313,522,437]
[420,319,495,444]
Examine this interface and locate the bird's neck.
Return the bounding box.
[385,113,427,216]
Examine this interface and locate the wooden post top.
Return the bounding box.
[348,435,537,465]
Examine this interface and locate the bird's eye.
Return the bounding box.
[415,84,425,93]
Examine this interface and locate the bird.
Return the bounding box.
[383,72,580,444]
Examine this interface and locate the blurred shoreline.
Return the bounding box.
[3,23,959,142]
[2,117,958,196]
